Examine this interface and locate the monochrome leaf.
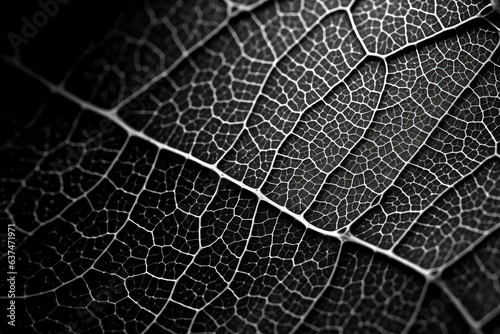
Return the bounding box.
[1,0,500,333]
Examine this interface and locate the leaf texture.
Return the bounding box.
[1,0,500,333]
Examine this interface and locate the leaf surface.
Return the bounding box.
[1,0,500,333]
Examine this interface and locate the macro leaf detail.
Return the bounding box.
[1,0,500,333]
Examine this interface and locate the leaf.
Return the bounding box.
[1,0,500,333]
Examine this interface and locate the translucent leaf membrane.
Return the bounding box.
[1,0,500,333]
